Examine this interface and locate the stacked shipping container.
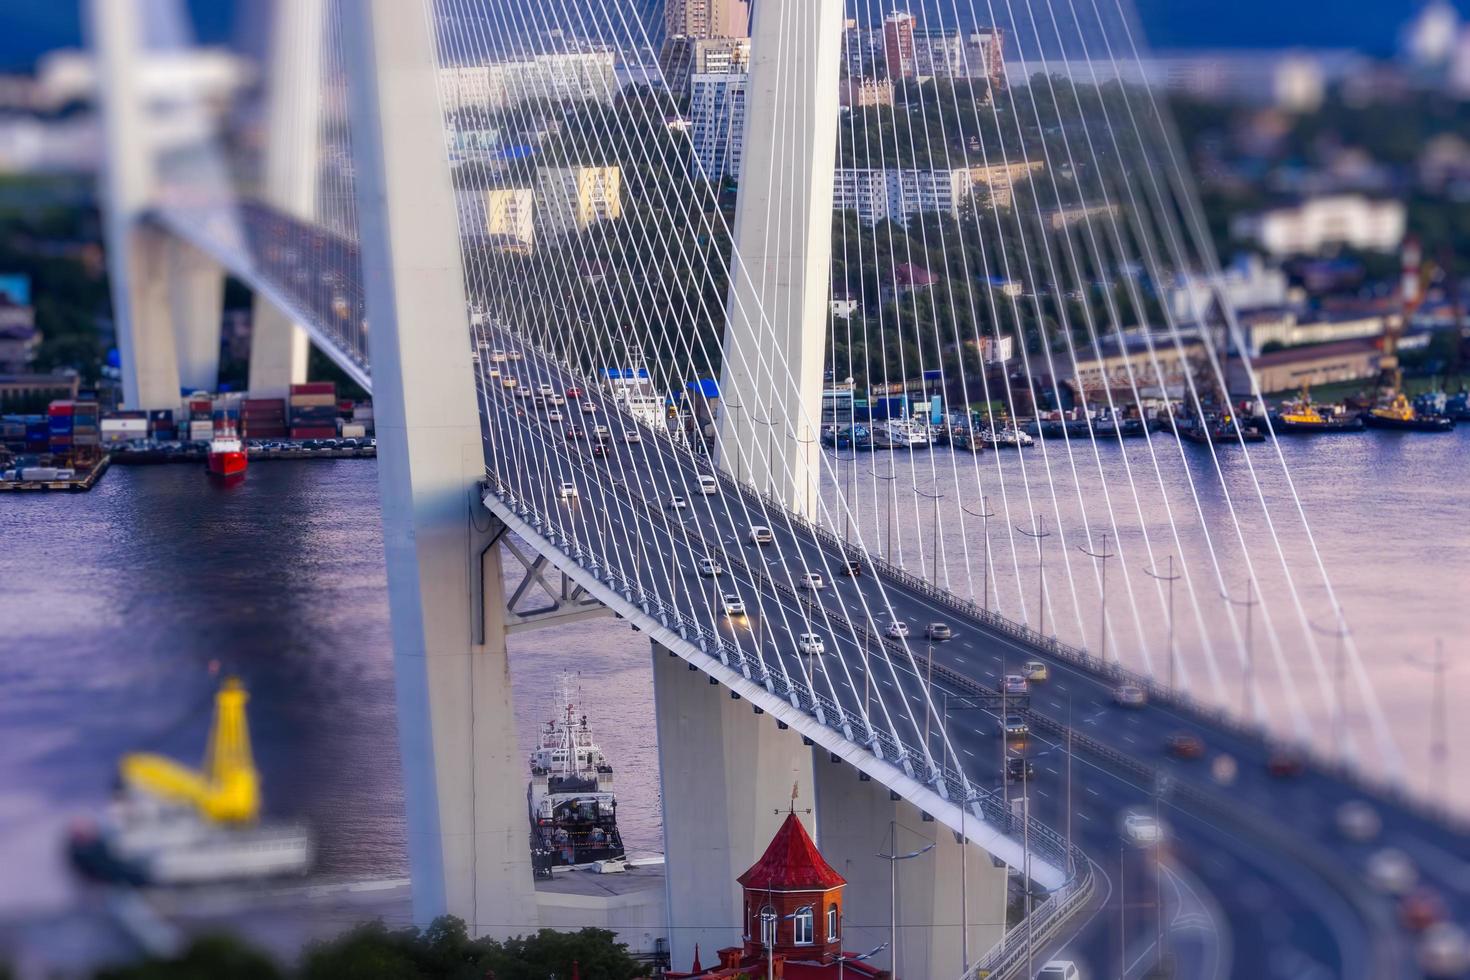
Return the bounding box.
[289,382,337,439]
[241,398,286,439]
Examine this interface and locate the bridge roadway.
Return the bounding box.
[163,201,1464,977]
[470,322,1467,979]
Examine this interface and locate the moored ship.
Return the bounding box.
[528,675,625,875]
[1271,390,1364,434]
[206,419,249,477]
[1362,394,1455,432]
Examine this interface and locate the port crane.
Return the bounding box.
[118,676,261,824]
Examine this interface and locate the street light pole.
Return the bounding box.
[752,412,778,499]
[1310,613,1351,759]
[962,496,996,614]
[1144,555,1181,691]
[1222,577,1259,718]
[1016,514,1052,637]
[877,822,936,978]
[796,425,818,519]
[1078,531,1116,663]
[725,400,745,486]
[915,486,945,587]
[869,465,897,564]
[1407,639,1452,808]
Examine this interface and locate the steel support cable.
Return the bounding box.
[1059,0,1335,742]
[1098,0,1398,766]
[961,0,1208,688]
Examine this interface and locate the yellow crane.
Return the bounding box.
[118,676,261,824]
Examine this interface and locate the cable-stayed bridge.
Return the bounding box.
[89,0,1466,976]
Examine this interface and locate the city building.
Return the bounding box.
[961,334,1014,364]
[966,160,1042,208]
[688,72,747,180]
[1233,308,1390,357]
[834,167,971,224]
[1167,253,1291,322]
[1231,194,1407,256]
[882,12,918,80]
[665,0,751,43]
[843,20,885,80]
[667,810,887,979]
[1060,328,1208,399]
[443,119,501,163]
[1227,337,1383,394]
[535,165,622,237]
[456,185,536,249]
[913,28,1005,86]
[660,36,751,96]
[840,77,894,109]
[0,372,79,408]
[437,50,617,113]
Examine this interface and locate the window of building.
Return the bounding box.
[794,906,815,945]
[828,904,839,940]
[759,904,776,947]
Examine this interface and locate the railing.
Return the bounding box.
[961,860,1098,980]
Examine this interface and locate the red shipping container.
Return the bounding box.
[289,382,336,396]
[49,401,75,416]
[290,426,337,438]
[243,398,285,410]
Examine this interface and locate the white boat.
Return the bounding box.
[528,674,625,874]
[871,418,930,449]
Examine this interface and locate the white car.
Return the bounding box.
[507,350,523,361]
[501,377,518,389]
[581,402,598,414]
[1113,683,1148,708]
[697,474,718,495]
[1038,961,1081,980]
[470,350,480,363]
[516,387,532,399]
[1365,848,1418,895]
[721,593,746,617]
[697,557,723,577]
[798,572,824,591]
[1122,811,1164,846]
[557,481,578,499]
[592,425,611,441]
[623,429,642,444]
[1003,673,1029,696]
[1336,800,1382,843]
[549,394,565,406]
[538,383,554,395]
[490,349,507,362]
[668,495,688,510]
[749,526,774,545]
[886,620,910,638]
[547,409,563,422]
[797,633,825,656]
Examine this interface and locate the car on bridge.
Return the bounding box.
[565,426,584,440]
[501,377,518,389]
[886,620,910,638]
[1003,715,1029,740]
[566,386,582,398]
[507,350,523,361]
[798,572,824,591]
[697,557,723,577]
[1005,755,1035,782]
[1022,660,1049,682]
[581,402,597,414]
[1122,810,1164,846]
[622,429,642,444]
[1038,962,1081,980]
[547,409,563,422]
[1166,733,1205,759]
[698,475,718,495]
[1113,683,1147,708]
[1003,673,1029,696]
[749,526,774,546]
[549,393,565,406]
[490,349,507,362]
[1335,800,1381,842]
[1267,746,1306,778]
[925,622,953,641]
[592,425,611,441]
[557,482,578,500]
[516,388,532,399]
[839,556,862,576]
[720,594,746,617]
[538,383,553,395]
[591,443,609,458]
[667,495,688,510]
[797,633,826,656]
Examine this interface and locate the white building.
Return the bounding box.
[455,186,535,248]
[1168,253,1290,321]
[688,72,747,180]
[834,167,973,225]
[439,51,617,112]
[1232,194,1407,256]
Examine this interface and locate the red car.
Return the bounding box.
[566,387,583,398]
[591,443,608,458]
[1165,733,1205,760]
[1400,888,1447,933]
[1267,748,1305,778]
[565,426,583,440]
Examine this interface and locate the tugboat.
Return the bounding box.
[1362,394,1455,432]
[528,674,625,875]
[1180,411,1266,444]
[1271,389,1364,434]
[206,418,248,478]
[68,677,312,885]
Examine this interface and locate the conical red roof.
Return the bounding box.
[738,813,846,891]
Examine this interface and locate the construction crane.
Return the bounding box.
[118,676,261,824]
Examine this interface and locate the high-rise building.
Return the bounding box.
[659,35,750,97]
[535,165,623,238]
[664,0,750,43]
[882,11,917,80]
[688,72,747,180]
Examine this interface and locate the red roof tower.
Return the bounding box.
[739,813,846,963]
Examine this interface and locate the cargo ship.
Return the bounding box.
[206,419,248,477]
[1362,394,1455,433]
[69,677,312,885]
[528,674,625,875]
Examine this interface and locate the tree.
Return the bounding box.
[95,935,285,980]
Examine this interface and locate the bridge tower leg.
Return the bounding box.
[714,0,844,518]
[167,238,223,393]
[341,0,536,936]
[248,0,322,395]
[813,760,1010,976]
[652,644,817,969]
